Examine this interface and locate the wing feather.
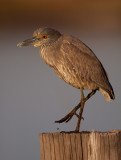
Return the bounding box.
[60,41,113,95]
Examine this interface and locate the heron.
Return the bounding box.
[17,28,115,132]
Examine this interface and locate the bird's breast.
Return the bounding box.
[39,42,62,66]
[39,46,54,67]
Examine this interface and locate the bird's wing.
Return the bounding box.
[60,40,112,93]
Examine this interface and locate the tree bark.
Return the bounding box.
[39,130,121,160]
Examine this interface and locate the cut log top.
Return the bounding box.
[39,130,121,160]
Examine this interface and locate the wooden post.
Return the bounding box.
[39,130,121,160]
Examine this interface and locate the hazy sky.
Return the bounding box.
[0,1,121,160]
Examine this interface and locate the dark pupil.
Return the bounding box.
[43,35,46,38]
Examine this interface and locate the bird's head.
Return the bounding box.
[17,28,61,48]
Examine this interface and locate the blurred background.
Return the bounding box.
[0,0,121,160]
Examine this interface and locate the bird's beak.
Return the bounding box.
[17,37,37,47]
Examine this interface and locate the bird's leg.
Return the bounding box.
[65,89,97,123]
[55,90,97,124]
[84,90,97,102]
[75,89,97,132]
[75,88,85,132]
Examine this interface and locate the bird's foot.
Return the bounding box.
[55,90,97,125]
[55,102,84,123]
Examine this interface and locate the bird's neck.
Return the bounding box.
[39,36,62,67]
[39,35,62,51]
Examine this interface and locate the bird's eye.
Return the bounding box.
[42,35,47,39]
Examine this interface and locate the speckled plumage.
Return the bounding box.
[18,28,115,102]
[17,28,115,131]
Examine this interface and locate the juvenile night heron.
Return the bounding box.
[17,28,115,132]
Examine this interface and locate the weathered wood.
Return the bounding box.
[39,130,121,160]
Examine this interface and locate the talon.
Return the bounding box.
[75,113,84,120]
[55,114,72,123]
[82,117,84,120]
[75,113,80,118]
[65,115,73,123]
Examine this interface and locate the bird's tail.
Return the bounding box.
[99,88,115,102]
